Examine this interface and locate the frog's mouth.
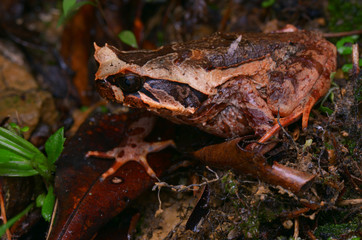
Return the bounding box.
[96,75,208,115]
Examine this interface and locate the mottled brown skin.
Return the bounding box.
[94,29,336,140]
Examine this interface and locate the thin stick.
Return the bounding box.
[307,230,318,240]
[323,29,362,38]
[293,218,299,239]
[153,166,221,192]
[337,199,362,206]
[352,44,360,75]
[276,109,299,154]
[0,183,12,240]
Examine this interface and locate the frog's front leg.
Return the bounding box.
[86,139,175,180]
[237,77,275,138]
[86,115,175,180]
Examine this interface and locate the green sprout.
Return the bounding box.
[0,125,65,236]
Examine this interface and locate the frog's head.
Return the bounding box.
[94,43,208,116]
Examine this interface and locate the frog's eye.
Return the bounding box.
[108,73,145,93]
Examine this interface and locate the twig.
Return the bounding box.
[276,109,299,154]
[352,44,360,75]
[153,166,222,193]
[155,185,163,216]
[280,207,310,219]
[337,199,362,206]
[323,29,362,38]
[293,218,299,239]
[0,182,12,240]
[307,230,318,240]
[153,166,223,217]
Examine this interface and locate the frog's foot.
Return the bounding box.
[258,110,303,143]
[86,139,175,180]
[258,95,317,144]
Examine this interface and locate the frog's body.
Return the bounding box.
[95,30,336,139]
[90,28,336,178]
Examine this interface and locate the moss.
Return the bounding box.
[314,219,359,239]
[221,172,239,196]
[238,211,260,239]
[328,0,362,32]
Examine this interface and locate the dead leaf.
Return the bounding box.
[48,111,176,240]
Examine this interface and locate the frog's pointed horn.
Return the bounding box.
[94,42,101,51]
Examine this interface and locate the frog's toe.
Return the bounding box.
[86,150,116,159]
[137,156,159,180]
[99,155,158,180]
[301,95,317,130]
[101,160,126,180]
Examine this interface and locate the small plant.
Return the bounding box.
[0,125,65,236]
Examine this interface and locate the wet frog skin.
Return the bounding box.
[90,28,336,178]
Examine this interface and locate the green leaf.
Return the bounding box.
[0,148,32,165]
[0,135,33,159]
[336,35,359,55]
[342,63,353,72]
[45,127,65,164]
[42,186,55,222]
[0,127,43,159]
[0,149,38,176]
[0,203,34,237]
[63,0,76,16]
[319,105,334,115]
[262,0,275,8]
[118,30,139,48]
[0,127,52,179]
[58,0,96,26]
[0,168,38,177]
[36,193,46,208]
[8,123,20,133]
[72,1,96,11]
[20,126,29,133]
[342,59,362,72]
